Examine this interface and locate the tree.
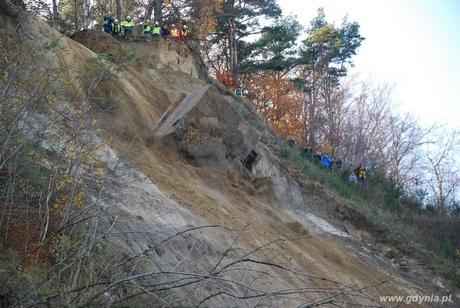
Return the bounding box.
[238,16,306,139]
[59,0,86,31]
[297,8,364,149]
[144,0,162,23]
[384,113,437,191]
[424,130,460,212]
[207,0,281,87]
[143,0,223,40]
[239,15,302,78]
[189,0,223,40]
[246,71,305,139]
[0,22,138,307]
[317,74,356,157]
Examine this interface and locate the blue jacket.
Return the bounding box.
[103,15,113,26]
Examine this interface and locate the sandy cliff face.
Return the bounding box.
[71,32,448,307]
[1,10,456,306]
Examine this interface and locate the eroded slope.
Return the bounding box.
[1,11,455,306]
[69,32,450,306]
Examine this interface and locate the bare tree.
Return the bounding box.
[383,113,438,191]
[423,130,460,212]
[337,81,395,167]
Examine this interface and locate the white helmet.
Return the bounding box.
[155,21,159,26]
[183,25,187,29]
[171,24,175,27]
[126,16,130,20]
[114,19,119,23]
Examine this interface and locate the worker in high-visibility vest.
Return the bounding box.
[170,24,179,39]
[144,19,152,38]
[102,12,113,33]
[111,19,122,37]
[122,16,134,35]
[180,25,189,43]
[152,21,161,37]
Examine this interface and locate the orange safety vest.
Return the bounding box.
[170,27,179,38]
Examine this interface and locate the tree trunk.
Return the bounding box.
[229,16,237,86]
[307,67,318,148]
[52,0,59,28]
[153,0,162,23]
[74,0,78,31]
[83,0,90,29]
[145,0,154,21]
[116,0,121,21]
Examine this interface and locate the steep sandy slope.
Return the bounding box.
[1,9,457,306]
[69,32,452,307]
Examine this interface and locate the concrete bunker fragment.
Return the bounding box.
[154,85,262,173]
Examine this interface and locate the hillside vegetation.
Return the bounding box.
[0,7,458,308]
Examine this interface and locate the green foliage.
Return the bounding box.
[239,16,303,75]
[299,8,364,86]
[110,50,137,73]
[441,285,457,297]
[58,0,99,32]
[58,27,72,36]
[206,0,282,79]
[278,144,293,159]
[118,49,137,62]
[44,39,60,50]
[366,165,405,212]
[439,238,456,259]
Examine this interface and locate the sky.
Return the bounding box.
[277,0,460,130]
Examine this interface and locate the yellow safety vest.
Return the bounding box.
[144,24,152,33]
[111,23,121,33]
[152,26,161,35]
[122,20,134,28]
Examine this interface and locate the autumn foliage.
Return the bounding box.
[245,72,306,142]
[0,33,105,278]
[215,70,237,90]
[190,0,223,40]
